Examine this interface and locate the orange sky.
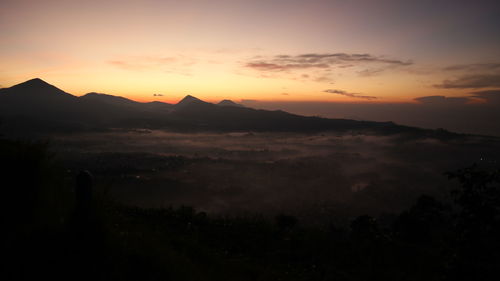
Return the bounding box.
[1,0,499,104]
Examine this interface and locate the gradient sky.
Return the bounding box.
[1,0,500,104]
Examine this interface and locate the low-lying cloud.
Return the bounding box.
[414,95,470,105]
[471,90,500,104]
[443,63,500,72]
[435,74,500,89]
[53,130,500,223]
[324,89,377,100]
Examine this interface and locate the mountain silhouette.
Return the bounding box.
[0,78,76,106]
[1,78,73,98]
[0,78,457,137]
[0,78,84,132]
[80,92,173,112]
[177,94,203,105]
[218,99,244,107]
[173,95,211,111]
[81,92,139,106]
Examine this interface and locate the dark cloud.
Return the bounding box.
[290,53,412,65]
[314,76,334,83]
[153,94,164,97]
[435,74,500,89]
[324,89,377,100]
[414,95,471,105]
[470,90,500,105]
[415,91,500,106]
[246,53,412,73]
[443,63,500,72]
[357,67,387,77]
[246,62,329,71]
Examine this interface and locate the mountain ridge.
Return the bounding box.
[218,99,244,107]
[0,78,460,138]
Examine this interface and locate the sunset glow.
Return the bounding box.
[1,0,499,104]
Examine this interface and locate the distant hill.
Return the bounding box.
[80,92,173,112]
[80,92,139,107]
[218,99,244,107]
[0,78,459,137]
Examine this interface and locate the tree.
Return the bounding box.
[445,165,500,281]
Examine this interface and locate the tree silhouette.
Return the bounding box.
[446,165,500,281]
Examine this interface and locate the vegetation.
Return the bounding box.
[1,139,499,280]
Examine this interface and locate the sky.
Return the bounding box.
[1,0,500,116]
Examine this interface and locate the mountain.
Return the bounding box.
[142,101,173,112]
[0,78,77,108]
[80,92,139,107]
[80,92,173,112]
[218,99,244,107]
[177,95,204,105]
[0,78,73,98]
[0,78,459,138]
[173,95,211,110]
[0,78,83,132]
[0,79,166,133]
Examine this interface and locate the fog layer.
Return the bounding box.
[53,130,500,224]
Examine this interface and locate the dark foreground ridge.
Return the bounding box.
[1,139,499,280]
[0,78,461,138]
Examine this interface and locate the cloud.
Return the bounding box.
[443,63,500,72]
[246,62,329,71]
[470,90,500,105]
[357,67,387,77]
[153,94,164,97]
[243,53,412,83]
[434,74,500,89]
[314,76,334,83]
[246,53,412,72]
[414,95,471,105]
[324,89,377,100]
[415,91,500,106]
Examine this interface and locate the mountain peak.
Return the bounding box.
[4,78,73,98]
[218,99,244,107]
[17,78,52,88]
[26,77,44,82]
[177,95,205,105]
[179,94,200,102]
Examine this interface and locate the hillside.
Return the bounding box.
[0,78,456,137]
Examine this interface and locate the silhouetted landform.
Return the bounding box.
[0,78,461,138]
[218,99,244,107]
[2,139,499,280]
